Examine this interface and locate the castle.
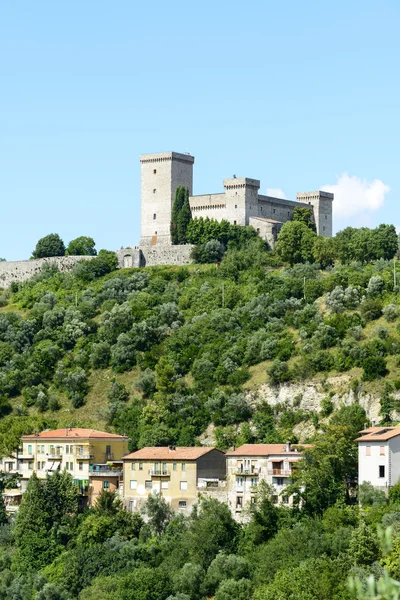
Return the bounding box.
[139,151,333,249]
[0,151,334,287]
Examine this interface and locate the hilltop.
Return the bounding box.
[0,234,400,453]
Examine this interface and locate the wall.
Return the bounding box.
[140,244,194,267]
[0,255,94,289]
[358,441,389,490]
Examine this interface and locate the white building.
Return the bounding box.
[225,442,309,519]
[357,426,400,491]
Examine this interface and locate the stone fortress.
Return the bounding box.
[0,151,333,287]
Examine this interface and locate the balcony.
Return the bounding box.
[18,454,34,461]
[268,468,292,477]
[47,452,63,460]
[149,469,170,477]
[89,465,122,477]
[234,468,260,476]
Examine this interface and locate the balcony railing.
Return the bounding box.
[149,469,170,477]
[89,465,122,477]
[47,452,63,460]
[268,468,292,477]
[234,468,260,476]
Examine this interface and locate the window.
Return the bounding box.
[131,462,136,471]
[272,495,278,504]
[153,189,156,194]
[106,445,111,458]
[161,481,169,490]
[236,477,244,487]
[236,496,243,508]
[233,220,237,225]
[153,169,157,174]
[257,228,260,233]
[28,462,33,470]
[103,481,110,489]
[145,480,152,489]
[181,463,186,472]
[282,496,289,504]
[153,213,156,220]
[273,209,276,214]
[66,445,69,454]
[276,478,284,486]
[250,477,258,486]
[235,204,237,208]
[173,463,177,471]
[323,226,325,231]
[162,462,167,473]
[139,463,143,471]
[180,481,188,491]
[28,445,32,454]
[41,445,45,454]
[37,462,41,470]
[130,480,137,490]
[41,461,45,469]
[179,500,187,508]
[154,462,159,473]
[379,465,385,478]
[366,446,371,456]
[380,446,386,456]
[250,496,256,504]
[79,462,83,471]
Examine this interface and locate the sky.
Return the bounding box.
[0,0,399,260]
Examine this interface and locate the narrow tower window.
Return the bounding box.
[153,214,156,220]
[153,189,156,194]
[153,169,157,174]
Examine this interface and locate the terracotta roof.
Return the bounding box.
[225,443,311,456]
[123,446,221,461]
[22,428,129,440]
[356,426,400,442]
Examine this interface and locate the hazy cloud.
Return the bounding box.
[266,188,287,199]
[321,173,390,223]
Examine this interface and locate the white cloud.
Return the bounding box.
[266,188,287,199]
[321,173,390,223]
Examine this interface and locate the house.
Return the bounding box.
[225,442,308,518]
[356,425,400,491]
[19,428,130,507]
[123,446,226,514]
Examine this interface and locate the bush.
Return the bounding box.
[383,304,399,322]
[320,397,334,417]
[360,299,383,321]
[267,360,291,386]
[191,239,225,263]
[362,355,387,381]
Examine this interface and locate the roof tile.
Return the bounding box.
[123,446,221,461]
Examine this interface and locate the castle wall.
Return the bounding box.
[116,248,142,269]
[0,256,94,289]
[140,244,194,267]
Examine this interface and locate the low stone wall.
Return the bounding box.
[0,256,94,289]
[140,244,194,267]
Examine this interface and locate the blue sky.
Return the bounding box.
[1,0,399,260]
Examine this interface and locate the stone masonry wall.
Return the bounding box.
[0,256,94,289]
[140,244,194,267]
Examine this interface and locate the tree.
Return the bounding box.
[373,224,398,260]
[142,492,173,535]
[292,206,317,232]
[275,221,317,265]
[66,236,97,256]
[177,188,192,244]
[171,186,191,245]
[32,234,65,259]
[349,521,380,566]
[312,236,337,268]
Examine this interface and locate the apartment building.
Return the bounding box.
[225,442,308,518]
[18,428,129,507]
[357,425,400,491]
[123,446,226,514]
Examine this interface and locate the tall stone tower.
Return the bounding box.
[223,178,260,226]
[296,190,334,237]
[140,152,194,246]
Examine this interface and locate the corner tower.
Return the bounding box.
[296,190,334,237]
[140,152,194,246]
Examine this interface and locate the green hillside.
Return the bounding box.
[1,234,400,452]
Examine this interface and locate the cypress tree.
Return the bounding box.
[170,186,186,245]
[176,187,192,244]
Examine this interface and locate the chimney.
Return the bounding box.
[285,441,291,453]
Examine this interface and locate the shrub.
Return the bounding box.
[362,355,387,381]
[367,275,384,297]
[191,240,225,264]
[267,360,291,386]
[383,304,399,322]
[320,397,334,417]
[360,299,383,321]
